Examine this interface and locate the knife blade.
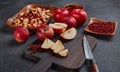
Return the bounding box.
[83,36,100,72]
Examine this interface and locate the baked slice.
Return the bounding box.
[41,38,54,49]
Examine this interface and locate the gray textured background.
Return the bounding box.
[0,0,120,72]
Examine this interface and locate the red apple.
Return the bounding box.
[36,24,54,41]
[14,26,30,42]
[71,9,87,26]
[60,16,77,28]
[49,23,68,34]
[53,8,70,22]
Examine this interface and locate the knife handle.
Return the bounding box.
[89,59,100,72]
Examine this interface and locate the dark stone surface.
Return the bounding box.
[0,0,120,72]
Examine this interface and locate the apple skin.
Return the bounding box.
[49,23,67,35]
[60,16,77,28]
[36,24,54,41]
[53,27,65,35]
[53,8,70,22]
[14,26,30,42]
[71,9,87,26]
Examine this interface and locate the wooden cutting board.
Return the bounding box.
[24,34,97,72]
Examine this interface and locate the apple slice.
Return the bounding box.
[49,23,67,34]
[60,27,77,40]
[41,38,54,49]
[51,40,65,53]
[58,49,68,57]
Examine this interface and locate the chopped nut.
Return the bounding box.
[43,18,47,22]
[23,18,29,25]
[14,19,21,24]
[33,22,37,27]
[46,15,50,18]
[45,10,50,12]
[36,7,42,11]
[19,12,24,16]
[26,9,30,13]
[31,19,37,24]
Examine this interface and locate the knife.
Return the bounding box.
[83,36,100,72]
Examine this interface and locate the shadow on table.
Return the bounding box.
[83,31,114,41]
[0,25,13,34]
[8,39,24,47]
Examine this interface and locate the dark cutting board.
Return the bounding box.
[24,34,97,72]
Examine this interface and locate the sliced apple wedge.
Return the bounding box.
[51,40,65,53]
[49,23,67,34]
[41,38,54,49]
[59,49,68,57]
[42,39,69,57]
[60,27,77,40]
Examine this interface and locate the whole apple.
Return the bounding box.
[60,16,77,28]
[14,26,30,42]
[36,24,54,41]
[71,9,87,26]
[53,8,70,22]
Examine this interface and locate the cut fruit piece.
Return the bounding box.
[60,27,77,40]
[51,40,65,53]
[41,39,69,57]
[41,38,54,49]
[49,23,67,34]
[59,49,68,57]
[84,17,118,36]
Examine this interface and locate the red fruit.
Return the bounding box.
[28,44,41,53]
[60,16,77,28]
[88,22,115,33]
[49,23,67,35]
[14,26,30,42]
[71,9,87,26]
[36,24,54,41]
[53,8,70,22]
[84,17,118,36]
